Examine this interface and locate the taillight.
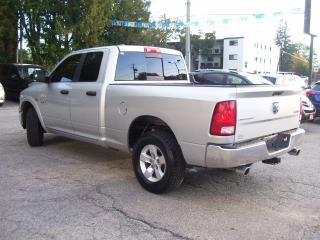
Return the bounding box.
[210,101,236,136]
[306,90,316,96]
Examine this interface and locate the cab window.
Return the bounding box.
[114,52,187,81]
[50,54,82,83]
[79,52,103,82]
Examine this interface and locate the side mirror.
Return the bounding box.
[37,75,50,83]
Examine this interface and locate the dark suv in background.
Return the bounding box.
[0,64,47,100]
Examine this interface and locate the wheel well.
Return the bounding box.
[128,116,178,150]
[21,102,34,129]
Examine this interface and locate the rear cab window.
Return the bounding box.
[114,51,187,81]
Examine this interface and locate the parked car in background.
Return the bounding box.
[192,69,272,85]
[0,83,5,106]
[301,95,316,121]
[260,74,307,89]
[306,82,320,117]
[0,64,48,100]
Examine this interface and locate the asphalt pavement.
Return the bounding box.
[0,101,319,240]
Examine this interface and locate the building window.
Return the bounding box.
[214,49,220,54]
[214,62,219,67]
[270,46,272,51]
[255,57,258,61]
[207,56,213,61]
[229,40,238,46]
[229,54,238,60]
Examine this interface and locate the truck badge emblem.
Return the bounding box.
[272,102,279,114]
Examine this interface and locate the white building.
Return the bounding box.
[197,36,280,73]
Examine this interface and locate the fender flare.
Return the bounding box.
[20,97,47,132]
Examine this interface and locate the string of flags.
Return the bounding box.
[111,8,303,29]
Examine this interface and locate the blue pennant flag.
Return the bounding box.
[290,8,302,14]
[223,19,231,24]
[135,21,142,28]
[255,14,265,19]
[149,22,156,29]
[273,11,283,16]
[176,21,185,28]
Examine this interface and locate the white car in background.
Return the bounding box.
[260,74,307,89]
[0,83,5,106]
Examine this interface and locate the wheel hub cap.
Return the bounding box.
[139,144,166,182]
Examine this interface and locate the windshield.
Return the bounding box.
[17,66,47,80]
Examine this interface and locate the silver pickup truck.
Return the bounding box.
[19,45,305,193]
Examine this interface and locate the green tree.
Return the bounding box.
[19,0,113,67]
[292,53,308,76]
[103,0,151,45]
[17,0,165,67]
[0,0,18,63]
[275,20,293,72]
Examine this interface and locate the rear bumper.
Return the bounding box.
[205,128,305,168]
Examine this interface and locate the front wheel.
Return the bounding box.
[132,131,185,193]
[26,108,44,147]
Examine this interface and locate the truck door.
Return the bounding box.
[69,51,104,139]
[40,54,82,133]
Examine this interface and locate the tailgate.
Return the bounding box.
[235,85,301,142]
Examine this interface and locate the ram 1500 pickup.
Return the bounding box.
[19,45,305,193]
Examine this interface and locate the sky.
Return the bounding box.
[149,0,320,56]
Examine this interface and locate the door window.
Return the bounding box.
[203,73,226,84]
[50,54,82,83]
[226,75,247,85]
[79,52,103,82]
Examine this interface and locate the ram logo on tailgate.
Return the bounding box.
[272,102,279,114]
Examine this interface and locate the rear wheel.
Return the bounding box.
[132,131,185,193]
[26,108,44,147]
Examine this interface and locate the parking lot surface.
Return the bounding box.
[0,101,320,240]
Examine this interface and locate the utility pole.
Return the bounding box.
[185,0,191,71]
[308,34,315,87]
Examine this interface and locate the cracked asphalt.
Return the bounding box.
[0,101,320,240]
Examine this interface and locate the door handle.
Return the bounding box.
[86,91,96,96]
[60,89,69,95]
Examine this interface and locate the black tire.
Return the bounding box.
[132,131,185,193]
[26,108,44,147]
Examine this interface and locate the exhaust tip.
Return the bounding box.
[232,165,251,176]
